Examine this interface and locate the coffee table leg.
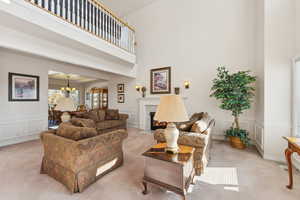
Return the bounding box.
[142,181,149,195]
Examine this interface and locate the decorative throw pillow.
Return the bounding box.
[84,110,100,122]
[98,109,106,121]
[71,118,96,128]
[56,123,98,141]
[189,112,204,121]
[190,120,208,134]
[105,109,120,120]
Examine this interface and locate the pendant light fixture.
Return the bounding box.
[60,75,76,92]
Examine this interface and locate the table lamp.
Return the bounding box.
[154,95,189,153]
[54,97,76,122]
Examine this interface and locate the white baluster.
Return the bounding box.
[77,0,80,26]
[92,4,95,33]
[51,0,55,13]
[57,0,61,16]
[67,0,71,21]
[45,0,49,10]
[81,0,84,27]
[88,2,91,32]
[72,0,75,24]
[95,6,98,35]
[62,0,65,19]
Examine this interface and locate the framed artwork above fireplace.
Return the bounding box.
[150,67,171,94]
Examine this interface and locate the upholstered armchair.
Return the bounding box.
[154,113,215,176]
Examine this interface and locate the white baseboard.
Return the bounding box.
[293,156,300,170]
[0,134,40,147]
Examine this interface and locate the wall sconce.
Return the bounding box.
[184,81,190,89]
[136,85,147,98]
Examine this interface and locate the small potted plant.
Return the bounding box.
[210,67,256,149]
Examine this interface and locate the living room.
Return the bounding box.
[0,0,300,199]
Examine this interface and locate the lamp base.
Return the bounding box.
[164,122,179,154]
[61,112,71,122]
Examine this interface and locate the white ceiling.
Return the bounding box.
[48,71,99,83]
[99,0,157,17]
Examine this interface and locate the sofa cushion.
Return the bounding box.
[105,109,119,120]
[71,118,96,128]
[84,110,100,122]
[98,110,106,121]
[56,123,98,141]
[96,120,125,130]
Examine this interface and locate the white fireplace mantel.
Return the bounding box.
[138,97,187,130]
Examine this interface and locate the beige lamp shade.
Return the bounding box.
[154,95,189,122]
[54,97,76,112]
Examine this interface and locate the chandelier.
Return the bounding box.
[60,76,76,92]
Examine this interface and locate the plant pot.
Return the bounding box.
[229,136,246,149]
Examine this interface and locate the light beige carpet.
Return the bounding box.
[0,128,299,200]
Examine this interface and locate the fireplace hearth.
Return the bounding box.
[150,112,167,130]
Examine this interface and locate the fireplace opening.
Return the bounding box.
[150,112,167,130]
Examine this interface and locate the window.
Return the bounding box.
[48,89,80,108]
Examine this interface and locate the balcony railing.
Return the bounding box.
[25,0,135,54]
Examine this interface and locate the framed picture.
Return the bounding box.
[117,84,125,93]
[8,73,40,101]
[118,94,125,103]
[150,67,171,94]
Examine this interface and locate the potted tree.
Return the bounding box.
[210,67,256,149]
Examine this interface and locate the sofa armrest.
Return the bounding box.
[154,129,209,148]
[119,114,129,120]
[40,132,80,171]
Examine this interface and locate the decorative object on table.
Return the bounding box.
[174,87,180,95]
[154,95,188,154]
[153,112,215,176]
[210,66,256,149]
[60,75,76,94]
[184,81,190,89]
[8,72,40,101]
[283,137,300,190]
[54,97,76,122]
[142,143,195,199]
[118,94,125,103]
[117,83,125,93]
[150,67,171,94]
[136,85,147,98]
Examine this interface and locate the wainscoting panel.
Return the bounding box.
[119,109,138,128]
[254,122,264,156]
[0,114,47,147]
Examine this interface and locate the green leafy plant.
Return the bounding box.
[210,66,256,145]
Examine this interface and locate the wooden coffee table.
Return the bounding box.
[142,143,195,200]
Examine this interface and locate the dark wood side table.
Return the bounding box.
[283,137,300,189]
[142,143,195,200]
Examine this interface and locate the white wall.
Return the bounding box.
[263,0,296,161]
[117,0,258,138]
[108,76,138,128]
[0,48,114,146]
